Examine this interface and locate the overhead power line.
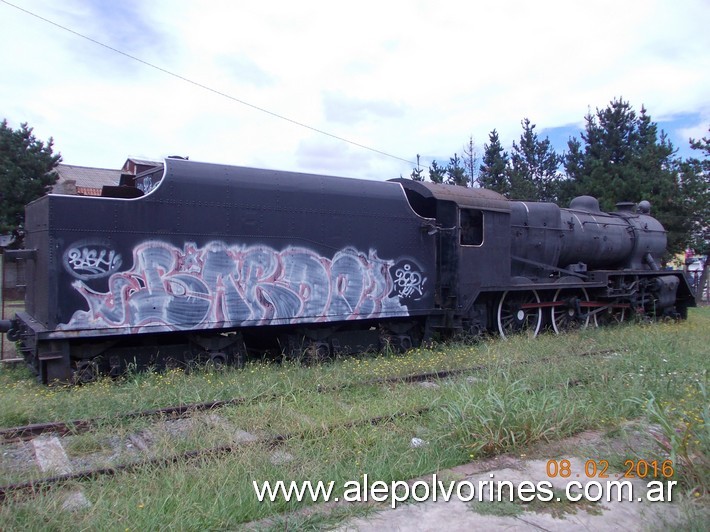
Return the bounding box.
[1,0,417,167]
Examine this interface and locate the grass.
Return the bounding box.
[0,307,707,529]
[0,347,487,426]
[635,385,709,494]
[0,331,601,426]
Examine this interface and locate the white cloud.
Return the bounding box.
[1,0,708,179]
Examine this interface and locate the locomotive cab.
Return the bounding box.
[393,179,512,333]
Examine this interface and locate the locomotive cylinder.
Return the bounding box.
[652,276,681,309]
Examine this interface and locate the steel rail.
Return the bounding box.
[0,407,431,502]
[0,349,615,443]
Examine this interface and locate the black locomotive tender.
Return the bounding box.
[1,158,696,383]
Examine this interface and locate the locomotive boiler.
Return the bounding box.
[1,158,696,383]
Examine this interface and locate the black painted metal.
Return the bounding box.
[4,159,697,382]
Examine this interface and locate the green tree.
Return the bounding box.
[409,154,425,181]
[559,136,585,205]
[446,153,468,186]
[562,99,690,254]
[428,160,446,184]
[479,129,510,196]
[508,118,562,201]
[462,135,479,187]
[0,120,60,241]
[563,99,640,204]
[679,127,710,254]
[689,127,710,168]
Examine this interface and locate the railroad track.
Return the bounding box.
[0,407,432,502]
[0,367,469,444]
[0,348,619,501]
[0,348,615,444]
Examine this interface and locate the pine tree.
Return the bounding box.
[479,129,510,195]
[409,154,425,181]
[508,118,561,202]
[428,160,446,184]
[0,120,61,242]
[689,127,710,167]
[564,99,641,205]
[559,136,584,206]
[562,99,690,255]
[445,153,468,186]
[462,136,479,187]
[680,127,710,254]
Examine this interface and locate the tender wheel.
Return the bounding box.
[208,352,228,369]
[306,341,330,363]
[396,335,413,352]
[551,288,590,334]
[73,360,98,384]
[497,290,542,339]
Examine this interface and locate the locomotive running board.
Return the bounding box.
[511,255,588,279]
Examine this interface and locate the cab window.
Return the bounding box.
[460,209,483,246]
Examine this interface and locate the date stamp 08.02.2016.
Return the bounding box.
[545,459,675,480]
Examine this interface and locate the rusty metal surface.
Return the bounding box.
[392,178,511,212]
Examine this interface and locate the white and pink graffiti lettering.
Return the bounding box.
[59,241,414,333]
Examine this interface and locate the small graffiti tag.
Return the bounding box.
[392,261,426,300]
[136,176,155,194]
[63,242,123,280]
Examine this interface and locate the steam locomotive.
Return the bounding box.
[1,158,696,383]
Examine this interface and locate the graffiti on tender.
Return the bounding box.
[135,175,154,194]
[391,262,426,300]
[60,241,420,332]
[63,241,123,280]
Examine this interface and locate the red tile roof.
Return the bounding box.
[76,186,103,196]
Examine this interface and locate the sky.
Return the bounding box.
[1,0,709,181]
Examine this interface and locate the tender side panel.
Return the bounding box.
[23,197,51,326]
[45,160,437,338]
